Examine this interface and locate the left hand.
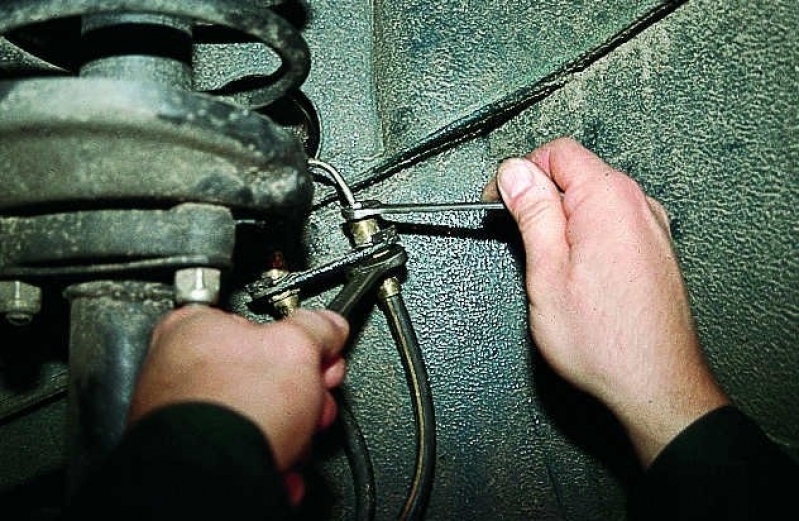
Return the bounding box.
[128,306,350,504]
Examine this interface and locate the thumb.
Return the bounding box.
[498,158,568,286]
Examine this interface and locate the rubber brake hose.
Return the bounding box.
[380,291,436,520]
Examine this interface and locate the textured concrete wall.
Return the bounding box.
[304,0,798,519]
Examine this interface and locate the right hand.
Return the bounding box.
[484,138,729,466]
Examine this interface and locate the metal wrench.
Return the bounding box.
[327,246,408,320]
[342,200,505,221]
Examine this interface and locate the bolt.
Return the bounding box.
[174,268,221,306]
[0,280,42,326]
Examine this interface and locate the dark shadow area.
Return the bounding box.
[0,285,69,393]
[293,397,355,520]
[81,23,192,64]
[6,19,82,71]
[0,467,66,521]
[228,219,311,284]
[260,90,322,158]
[531,349,642,492]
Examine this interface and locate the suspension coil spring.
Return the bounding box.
[0,0,311,108]
[0,0,318,497]
[0,0,316,280]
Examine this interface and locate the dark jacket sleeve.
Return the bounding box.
[64,402,291,521]
[628,405,799,520]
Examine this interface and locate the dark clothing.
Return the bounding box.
[65,403,291,520]
[628,406,799,520]
[66,403,797,520]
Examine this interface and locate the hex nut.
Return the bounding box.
[263,268,299,317]
[0,280,42,326]
[349,219,381,247]
[174,268,221,306]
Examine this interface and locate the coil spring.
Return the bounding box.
[0,0,311,108]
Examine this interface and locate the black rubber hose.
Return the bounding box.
[380,291,436,520]
[338,399,376,521]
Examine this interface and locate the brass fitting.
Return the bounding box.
[264,268,300,317]
[348,218,381,247]
[377,277,402,300]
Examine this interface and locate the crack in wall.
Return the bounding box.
[344,0,689,198]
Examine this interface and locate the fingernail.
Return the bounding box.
[498,158,535,200]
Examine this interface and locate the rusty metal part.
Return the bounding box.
[349,219,383,247]
[263,268,300,317]
[377,276,402,300]
[0,79,311,215]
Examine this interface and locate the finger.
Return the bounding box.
[318,392,339,429]
[481,175,500,202]
[646,196,672,236]
[497,158,569,287]
[286,309,350,358]
[526,137,618,195]
[323,356,347,388]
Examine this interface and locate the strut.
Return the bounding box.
[0,0,314,492]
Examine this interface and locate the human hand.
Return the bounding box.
[485,138,729,466]
[128,306,349,503]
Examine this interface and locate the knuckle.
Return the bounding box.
[609,174,650,209]
[515,198,553,232]
[646,196,670,220]
[274,321,324,364]
[614,172,644,195]
[279,320,318,347]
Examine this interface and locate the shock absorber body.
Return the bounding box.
[0,0,313,492]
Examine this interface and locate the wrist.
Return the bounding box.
[610,379,730,467]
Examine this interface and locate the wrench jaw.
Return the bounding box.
[327,246,408,320]
[244,214,408,321]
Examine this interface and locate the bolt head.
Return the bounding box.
[174,268,221,306]
[0,281,42,326]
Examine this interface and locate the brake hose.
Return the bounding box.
[310,159,437,519]
[339,400,377,521]
[379,288,436,520]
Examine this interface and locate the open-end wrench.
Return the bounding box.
[342,200,505,221]
[327,245,408,320]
